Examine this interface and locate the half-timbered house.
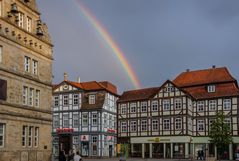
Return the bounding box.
[52,74,118,159]
[117,67,239,160]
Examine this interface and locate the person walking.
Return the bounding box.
[74,151,82,161]
[59,150,66,161]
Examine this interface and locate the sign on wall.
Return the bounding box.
[81,135,89,141]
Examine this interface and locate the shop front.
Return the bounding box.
[80,135,89,157]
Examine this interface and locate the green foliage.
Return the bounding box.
[209,112,233,155]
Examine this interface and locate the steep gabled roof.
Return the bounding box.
[173,67,236,87]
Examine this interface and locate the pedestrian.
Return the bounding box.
[59,150,66,161]
[74,151,82,161]
[197,150,200,160]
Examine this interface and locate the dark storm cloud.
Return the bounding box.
[37,0,239,92]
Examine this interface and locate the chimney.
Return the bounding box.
[186,69,190,72]
[64,72,68,81]
[77,76,81,83]
[212,65,216,69]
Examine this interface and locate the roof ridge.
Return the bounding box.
[123,86,160,93]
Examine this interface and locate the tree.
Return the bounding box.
[209,112,233,159]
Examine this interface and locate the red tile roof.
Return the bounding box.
[183,83,239,100]
[54,80,118,96]
[117,87,160,103]
[173,67,236,87]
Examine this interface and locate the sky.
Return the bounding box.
[37,0,239,93]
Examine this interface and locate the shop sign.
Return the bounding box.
[56,128,73,133]
[81,135,89,141]
[107,129,116,133]
[148,137,160,142]
[107,136,113,141]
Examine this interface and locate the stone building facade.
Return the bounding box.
[0,0,53,161]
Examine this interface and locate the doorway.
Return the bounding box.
[81,142,89,157]
[109,145,113,158]
[59,135,72,155]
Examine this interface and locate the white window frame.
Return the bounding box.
[63,95,69,106]
[104,114,107,128]
[26,16,32,32]
[130,103,136,113]
[22,126,27,147]
[223,99,231,110]
[35,90,40,107]
[197,120,204,131]
[24,56,30,72]
[141,120,147,131]
[152,101,158,112]
[224,118,231,130]
[89,95,95,104]
[28,126,33,147]
[23,86,28,105]
[207,85,216,93]
[63,114,69,127]
[18,12,24,28]
[175,118,182,130]
[121,122,127,132]
[163,119,170,130]
[32,59,38,75]
[53,115,59,128]
[92,114,98,126]
[73,136,78,144]
[141,102,147,112]
[34,127,39,147]
[174,98,182,110]
[163,99,170,111]
[152,119,159,131]
[54,96,59,107]
[121,104,127,114]
[130,121,137,132]
[0,123,5,148]
[209,100,216,111]
[73,94,79,106]
[197,101,204,112]
[73,114,79,128]
[92,136,98,143]
[29,88,34,106]
[82,114,88,126]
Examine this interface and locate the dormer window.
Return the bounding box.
[207,85,216,93]
[89,95,95,104]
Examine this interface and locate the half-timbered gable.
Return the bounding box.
[52,78,118,158]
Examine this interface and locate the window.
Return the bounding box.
[207,85,216,93]
[54,96,59,107]
[73,136,78,144]
[130,103,136,113]
[82,114,88,126]
[92,136,98,143]
[0,46,2,63]
[164,86,174,92]
[141,102,147,112]
[163,99,170,111]
[29,88,34,106]
[26,16,32,32]
[223,99,231,110]
[73,114,79,128]
[209,119,214,130]
[152,101,158,112]
[121,122,127,132]
[32,60,38,75]
[89,95,95,104]
[130,121,137,132]
[35,90,40,107]
[0,124,5,147]
[121,104,127,114]
[174,98,182,110]
[63,114,69,127]
[92,114,98,126]
[224,118,231,130]
[209,100,216,111]
[18,12,24,28]
[197,120,204,131]
[53,115,59,128]
[34,127,39,147]
[109,115,112,128]
[73,94,79,106]
[141,120,147,131]
[175,118,182,130]
[63,95,68,106]
[163,119,170,130]
[104,114,107,128]
[24,56,30,72]
[152,119,159,131]
[28,126,33,147]
[22,126,27,147]
[197,101,204,112]
[23,86,28,105]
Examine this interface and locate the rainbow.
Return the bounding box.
[75,0,141,89]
